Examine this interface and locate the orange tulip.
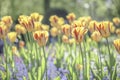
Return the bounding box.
[72,27,88,43]
[19,41,25,48]
[113,39,120,54]
[33,31,49,46]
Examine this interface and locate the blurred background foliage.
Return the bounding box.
[0,0,120,21]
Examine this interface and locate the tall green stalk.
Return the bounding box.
[3,39,8,80]
[43,47,47,80]
[106,38,112,80]
[79,43,85,80]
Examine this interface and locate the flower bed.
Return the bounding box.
[0,12,120,80]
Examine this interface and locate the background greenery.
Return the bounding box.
[0,0,120,21]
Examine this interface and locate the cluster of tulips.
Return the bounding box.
[0,12,120,80]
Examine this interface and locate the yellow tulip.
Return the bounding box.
[30,12,44,22]
[1,16,13,28]
[15,24,26,34]
[116,29,120,37]
[78,16,92,27]
[41,24,49,31]
[71,20,82,28]
[91,31,102,42]
[62,35,69,43]
[78,16,91,23]
[50,27,58,37]
[88,20,98,33]
[66,13,76,23]
[49,15,64,29]
[113,17,120,26]
[97,21,115,38]
[69,38,76,45]
[113,39,120,54]
[0,23,8,39]
[72,27,88,43]
[33,22,42,31]
[62,24,71,36]
[33,31,49,46]
[7,32,17,43]
[18,15,34,32]
[12,46,17,54]
[76,64,83,71]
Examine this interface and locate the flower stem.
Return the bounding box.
[43,47,47,80]
[79,43,84,80]
[3,39,8,80]
[98,43,103,79]
[106,38,112,80]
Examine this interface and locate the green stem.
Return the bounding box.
[98,43,103,79]
[3,39,8,80]
[106,38,112,80]
[43,47,47,80]
[80,43,84,80]
[83,41,88,80]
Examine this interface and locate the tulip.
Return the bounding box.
[88,20,98,33]
[97,21,115,38]
[49,15,64,29]
[113,39,120,54]
[91,31,102,42]
[19,41,25,48]
[7,32,17,43]
[66,13,76,23]
[30,12,43,22]
[50,27,58,37]
[78,16,92,27]
[0,23,8,39]
[15,24,26,34]
[71,20,82,28]
[112,17,120,26]
[116,28,120,37]
[18,15,34,32]
[69,38,76,45]
[33,31,49,46]
[41,24,49,31]
[72,27,88,43]
[76,64,83,71]
[62,35,69,43]
[1,16,13,28]
[62,24,71,36]
[33,22,42,31]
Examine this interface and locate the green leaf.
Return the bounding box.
[54,76,61,80]
[38,67,42,80]
[28,72,32,80]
